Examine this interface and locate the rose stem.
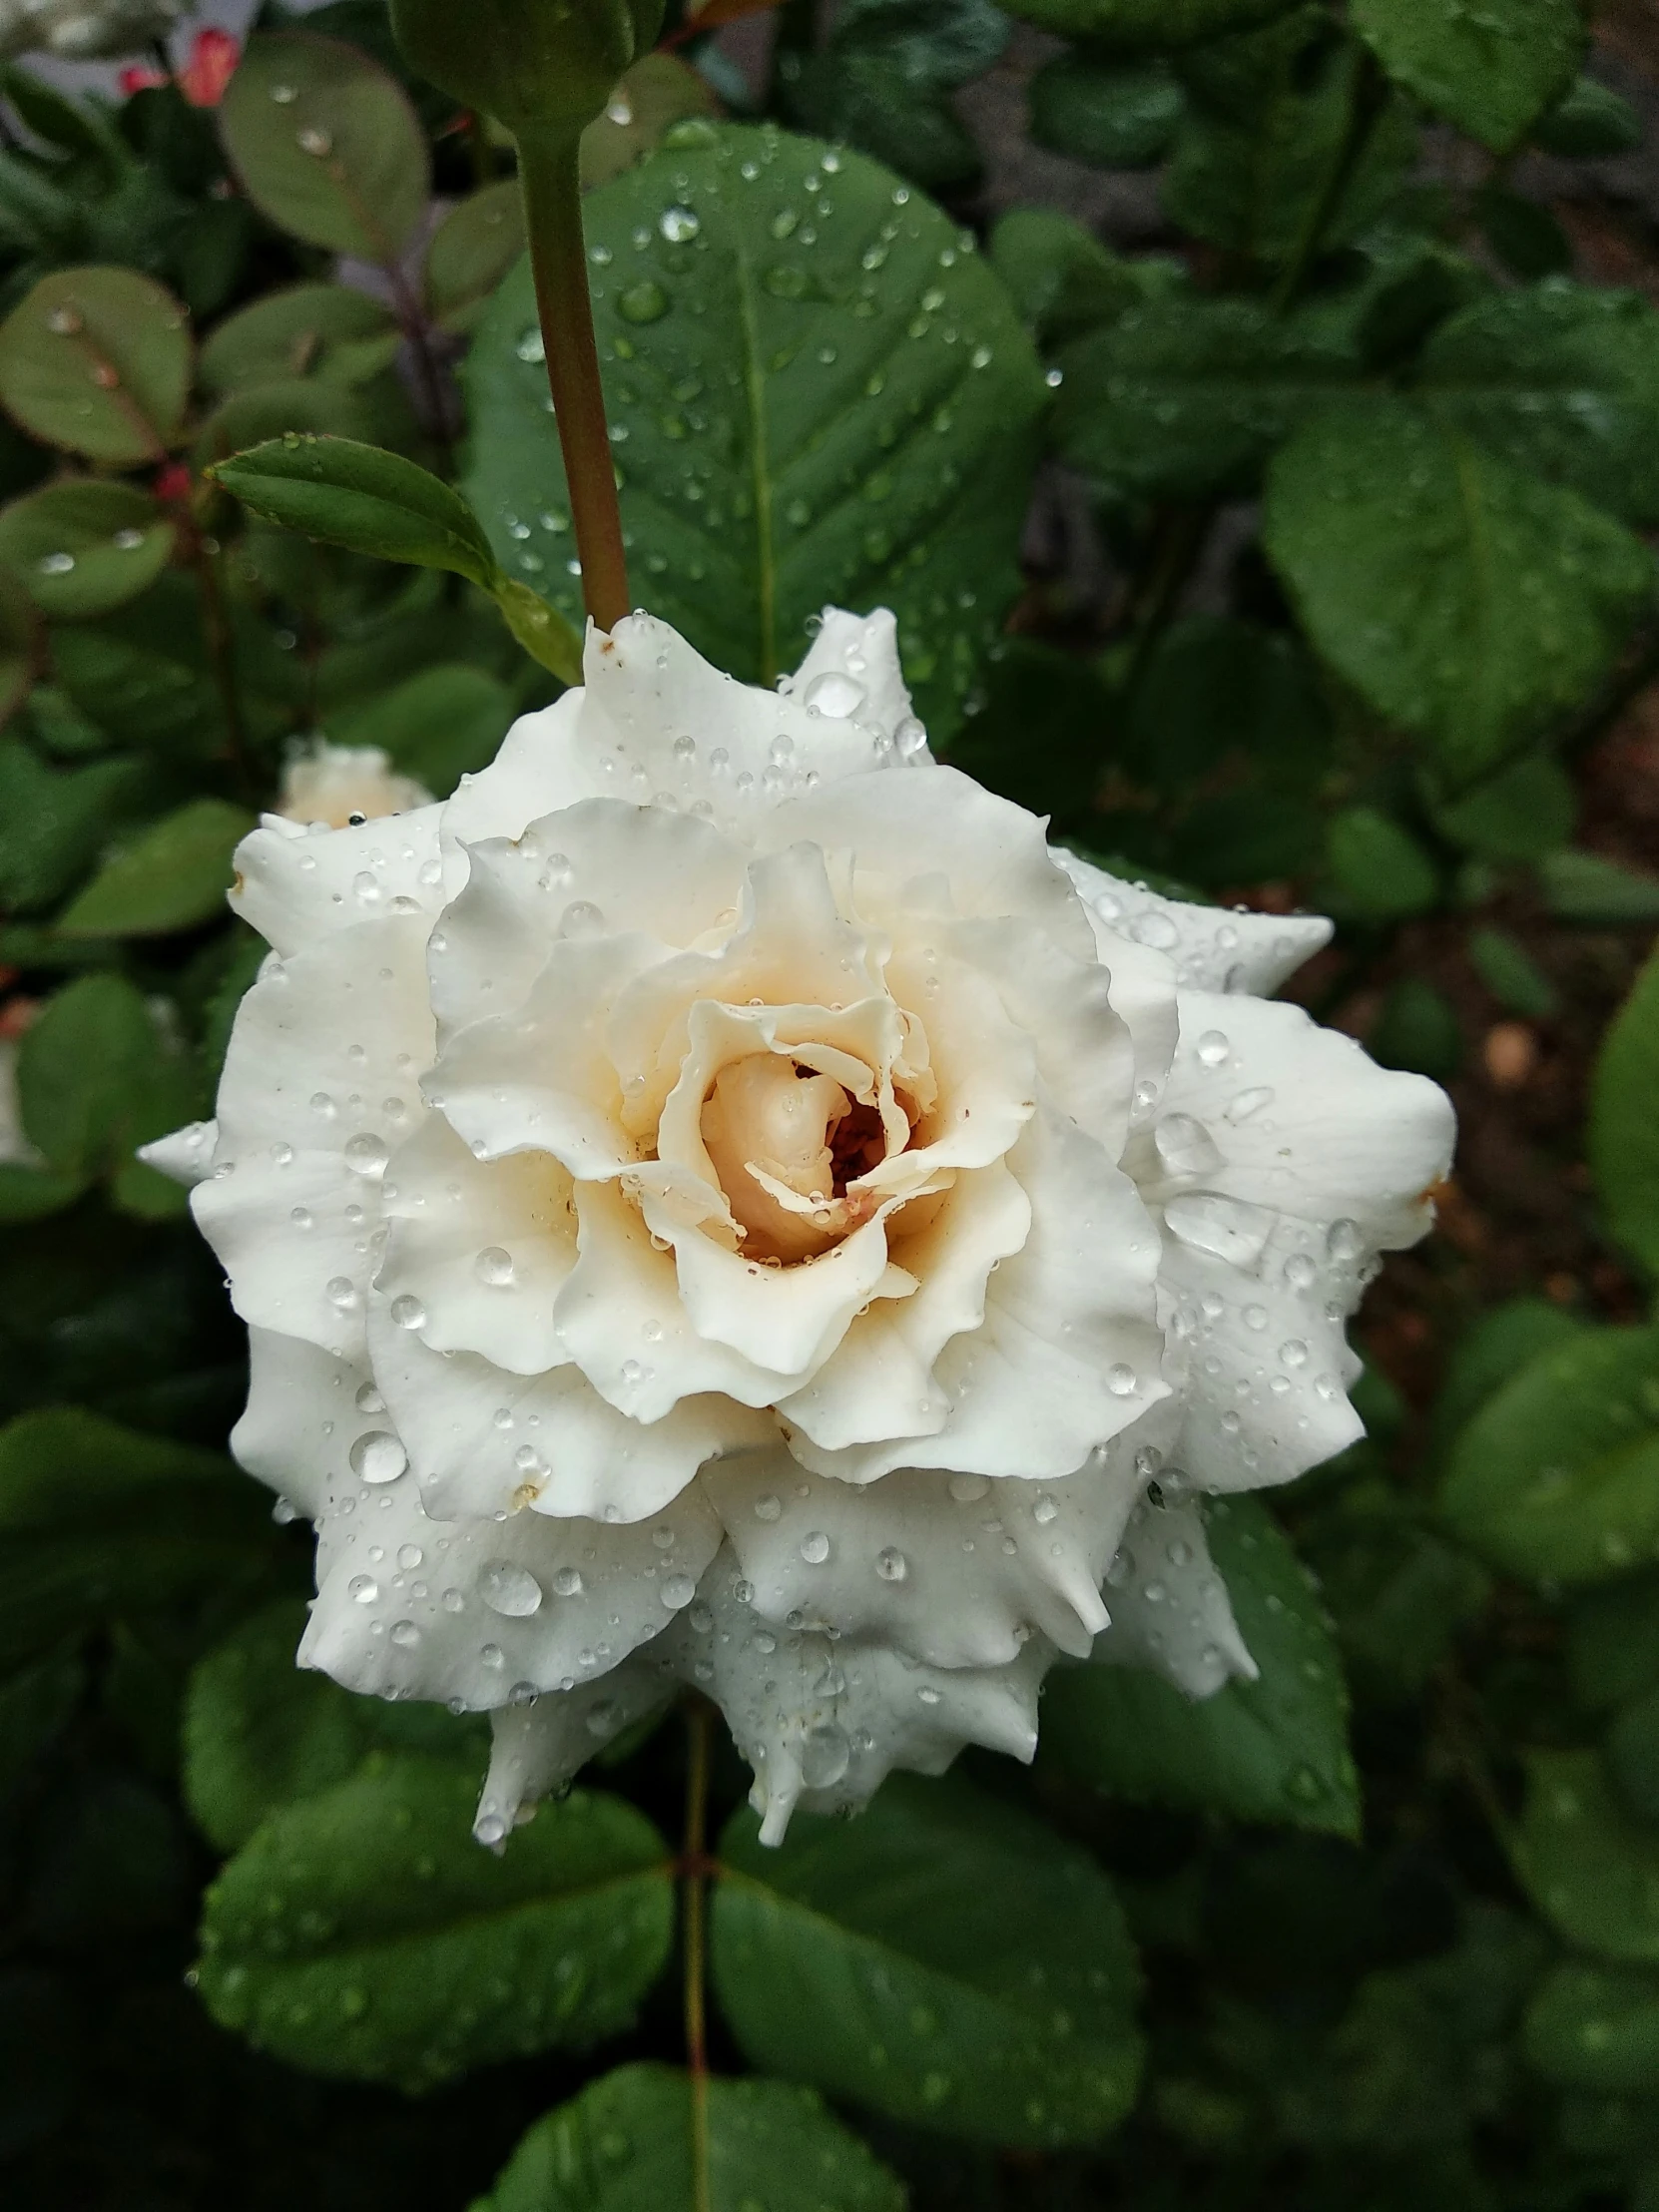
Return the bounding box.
[682,1697,714,2212]
[515,129,630,632]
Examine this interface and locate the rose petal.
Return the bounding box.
[1091,1493,1257,1697]
[230,805,447,959]
[473,1663,670,1841]
[299,1463,721,1709]
[192,916,433,1361]
[368,1297,767,1524]
[1159,991,1455,1245]
[378,1116,578,1376]
[231,1324,364,1520]
[789,606,919,755]
[1057,848,1332,995]
[437,687,592,855]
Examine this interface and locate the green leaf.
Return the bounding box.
[1431,1298,1590,1453]
[1326,805,1440,918]
[197,1756,674,2089]
[210,435,582,685]
[473,2063,906,2212]
[1369,977,1462,1080]
[331,663,515,799]
[1540,848,1659,924]
[0,737,144,914]
[1532,74,1644,159]
[791,0,1009,192]
[17,972,198,1182]
[1041,1494,1359,1835]
[0,1646,84,1798]
[1517,1749,1659,1963]
[1438,1326,1659,1587]
[1263,396,1654,785]
[194,378,383,473]
[1352,0,1583,153]
[995,0,1296,51]
[422,183,526,337]
[1609,1685,1659,1828]
[987,208,1181,347]
[1590,948,1659,1278]
[1166,17,1416,266]
[1029,54,1184,168]
[185,1599,487,1852]
[712,1771,1142,2147]
[0,480,174,621]
[578,55,721,193]
[1053,295,1358,501]
[219,31,430,264]
[0,267,191,465]
[199,281,403,397]
[1475,185,1572,280]
[1567,1573,1659,1712]
[464,125,1045,741]
[0,1407,272,1672]
[58,796,254,938]
[1467,926,1558,1019]
[1296,1477,1492,1703]
[1525,1960,1659,2093]
[1425,748,1576,861]
[1417,282,1659,528]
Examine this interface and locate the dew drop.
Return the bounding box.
[800,1530,830,1564]
[350,1431,408,1485]
[481,1560,543,1616]
[474,1246,515,1286]
[875,1546,908,1581]
[390,1294,427,1330]
[803,671,866,719]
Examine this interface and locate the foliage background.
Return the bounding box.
[4,0,1659,2207]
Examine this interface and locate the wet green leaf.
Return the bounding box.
[423,183,526,337]
[1590,948,1659,1277]
[1264,396,1653,785]
[200,282,402,397]
[17,972,198,1185]
[1540,848,1659,924]
[464,125,1044,740]
[1352,0,1583,152]
[1526,1960,1659,2093]
[1467,926,1558,1019]
[0,737,145,914]
[1425,749,1576,860]
[59,796,254,938]
[1438,1326,1659,1586]
[473,2063,906,2212]
[1517,1749,1659,1963]
[0,267,191,465]
[185,1599,488,1852]
[1532,74,1644,159]
[331,662,515,798]
[0,480,174,621]
[1326,806,1440,918]
[712,1771,1142,2147]
[1042,1494,1360,1836]
[219,31,429,264]
[1029,54,1185,167]
[578,55,721,194]
[198,1757,674,2089]
[987,208,1181,346]
[996,0,1295,52]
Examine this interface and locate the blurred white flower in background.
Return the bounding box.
[0,0,186,60]
[145,609,1453,1845]
[276,741,434,831]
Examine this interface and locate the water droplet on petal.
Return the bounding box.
[481,1560,543,1616]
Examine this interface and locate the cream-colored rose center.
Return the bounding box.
[701,1054,890,1264]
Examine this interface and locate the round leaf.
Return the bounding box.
[1417,282,1659,528]
[0,267,191,465]
[1028,55,1184,168]
[197,1756,674,2089]
[184,1598,488,1853]
[463,124,1045,741]
[1326,805,1440,918]
[1041,1494,1360,1836]
[1517,1750,1659,1963]
[1438,1326,1659,1586]
[58,796,255,938]
[712,1772,1143,2147]
[1590,948,1659,1279]
[219,31,430,265]
[422,182,526,337]
[0,480,174,621]
[1352,0,1584,154]
[1525,1961,1659,2093]
[474,2064,906,2212]
[1263,396,1654,787]
[200,281,402,397]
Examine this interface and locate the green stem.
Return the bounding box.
[516,127,630,632]
[1270,46,1386,314]
[682,1699,714,2212]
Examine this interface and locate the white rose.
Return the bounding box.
[0,0,186,59]
[145,610,1453,1845]
[276,742,435,831]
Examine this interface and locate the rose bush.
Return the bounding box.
[146,606,1453,1845]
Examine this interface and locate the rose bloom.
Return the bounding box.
[275,741,434,831]
[147,611,1452,1845]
